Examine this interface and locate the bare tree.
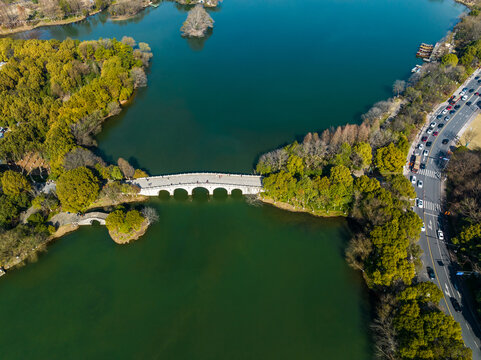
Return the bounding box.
[121,36,136,47]
[63,147,105,170]
[142,207,159,224]
[117,157,135,179]
[131,67,147,88]
[392,80,406,97]
[180,5,214,38]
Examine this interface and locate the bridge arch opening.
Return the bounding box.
[231,189,243,198]
[157,190,171,200]
[173,188,189,201]
[192,187,209,202]
[213,188,228,200]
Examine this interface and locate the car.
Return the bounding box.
[418,143,424,150]
[460,91,466,97]
[421,136,428,142]
[437,229,444,240]
[418,180,423,188]
[449,109,456,114]
[462,95,468,101]
[417,198,424,208]
[454,104,461,109]
[426,141,432,147]
[442,138,449,144]
[437,123,444,128]
[476,76,480,80]
[446,105,452,110]
[450,297,462,312]
[433,131,439,136]
[427,128,433,134]
[442,108,448,114]
[427,266,435,280]
[476,92,480,96]
[444,116,450,121]
[463,87,468,91]
[469,88,475,93]
[436,114,443,119]
[467,101,473,106]
[421,223,426,232]
[423,150,429,157]
[478,79,481,83]
[420,163,426,170]
[411,175,417,184]
[430,122,436,128]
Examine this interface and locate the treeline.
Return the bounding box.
[446,148,481,317]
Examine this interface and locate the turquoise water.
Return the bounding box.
[1,1,466,359]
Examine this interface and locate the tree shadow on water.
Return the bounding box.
[185,28,213,51]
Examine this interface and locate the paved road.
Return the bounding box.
[409,70,481,358]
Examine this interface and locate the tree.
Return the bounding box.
[56,167,100,212]
[393,80,406,97]
[141,207,159,224]
[106,209,144,234]
[118,157,135,179]
[1,170,30,196]
[180,5,214,38]
[441,53,459,67]
[131,67,147,88]
[375,143,405,173]
[352,142,372,169]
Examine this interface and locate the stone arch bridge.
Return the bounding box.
[129,173,263,196]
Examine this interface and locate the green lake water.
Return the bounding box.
[1,0,465,359]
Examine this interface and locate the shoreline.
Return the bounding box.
[0,10,103,36]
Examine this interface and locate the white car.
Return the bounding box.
[418,143,424,150]
[430,122,436,128]
[417,180,423,188]
[442,108,448,115]
[421,223,426,232]
[462,95,468,101]
[423,150,429,157]
[460,90,466,96]
[437,230,444,240]
[411,175,417,184]
[417,199,424,208]
[427,129,433,135]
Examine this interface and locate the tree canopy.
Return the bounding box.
[56,167,100,212]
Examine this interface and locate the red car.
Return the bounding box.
[421,136,428,142]
[433,131,439,136]
[446,105,452,110]
[476,92,479,96]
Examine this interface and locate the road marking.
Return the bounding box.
[424,200,441,211]
[428,220,433,230]
[445,283,451,297]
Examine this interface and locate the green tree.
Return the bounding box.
[106,209,144,234]
[56,167,100,212]
[352,142,372,169]
[1,170,30,196]
[375,143,405,173]
[286,154,304,176]
[441,53,459,67]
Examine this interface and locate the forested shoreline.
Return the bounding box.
[255,3,481,359]
[0,37,156,269]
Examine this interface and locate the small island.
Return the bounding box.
[105,207,158,244]
[181,4,214,38]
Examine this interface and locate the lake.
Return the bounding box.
[1,0,465,359]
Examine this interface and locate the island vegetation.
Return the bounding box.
[0,36,155,270]
[180,4,214,38]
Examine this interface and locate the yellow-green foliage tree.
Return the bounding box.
[375,143,405,173]
[56,167,100,212]
[105,209,144,234]
[1,170,30,196]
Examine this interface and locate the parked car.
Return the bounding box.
[444,116,451,121]
[462,95,468,101]
[421,136,428,142]
[420,163,426,170]
[442,108,448,114]
[418,143,424,150]
[411,175,417,184]
[430,122,436,128]
[454,104,461,109]
[436,114,443,119]
[417,198,424,208]
[423,150,429,157]
[467,101,473,106]
[469,88,475,93]
[421,223,426,232]
[427,128,433,134]
[446,105,452,110]
[418,180,423,188]
[437,123,444,128]
[427,266,435,280]
[450,297,462,312]
[426,141,432,147]
[433,131,439,136]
